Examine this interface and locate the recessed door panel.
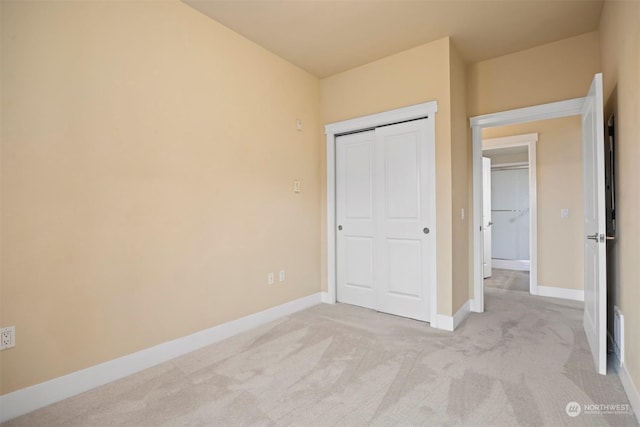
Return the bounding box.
[385,134,420,219]
[345,237,373,289]
[345,143,373,219]
[386,239,421,298]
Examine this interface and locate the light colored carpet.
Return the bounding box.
[485,268,530,292]
[4,289,637,427]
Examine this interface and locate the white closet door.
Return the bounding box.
[375,120,432,321]
[336,131,376,309]
[336,119,433,322]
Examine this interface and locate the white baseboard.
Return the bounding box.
[321,291,332,304]
[0,292,323,423]
[615,358,640,423]
[470,298,482,313]
[492,259,530,271]
[536,285,584,302]
[436,300,471,332]
[453,300,471,330]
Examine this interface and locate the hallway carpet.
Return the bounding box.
[5,289,637,426]
[484,268,530,292]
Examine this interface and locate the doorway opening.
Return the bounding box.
[469,98,587,314]
[482,134,537,295]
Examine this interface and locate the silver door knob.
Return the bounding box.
[486,221,493,228]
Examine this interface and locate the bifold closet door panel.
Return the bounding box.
[375,119,432,322]
[336,130,377,309]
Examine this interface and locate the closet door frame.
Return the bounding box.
[324,101,438,327]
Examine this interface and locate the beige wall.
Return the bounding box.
[599,0,640,401]
[483,149,528,165]
[483,117,584,291]
[467,32,601,117]
[320,38,450,126]
[0,1,321,394]
[320,37,459,317]
[449,43,470,313]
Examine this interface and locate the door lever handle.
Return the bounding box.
[587,233,604,242]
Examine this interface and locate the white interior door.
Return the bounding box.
[582,73,607,375]
[336,130,376,309]
[375,120,432,321]
[482,157,492,278]
[336,119,434,322]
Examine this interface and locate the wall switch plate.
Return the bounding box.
[1,326,15,350]
[279,270,285,282]
[296,119,303,131]
[267,272,275,285]
[293,180,301,193]
[561,208,570,219]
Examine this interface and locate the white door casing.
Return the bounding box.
[325,101,438,327]
[482,157,492,278]
[582,73,607,375]
[335,120,433,322]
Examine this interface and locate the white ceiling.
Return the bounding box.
[183,0,604,78]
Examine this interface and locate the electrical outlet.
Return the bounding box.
[279,270,285,282]
[0,326,15,350]
[267,272,275,285]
